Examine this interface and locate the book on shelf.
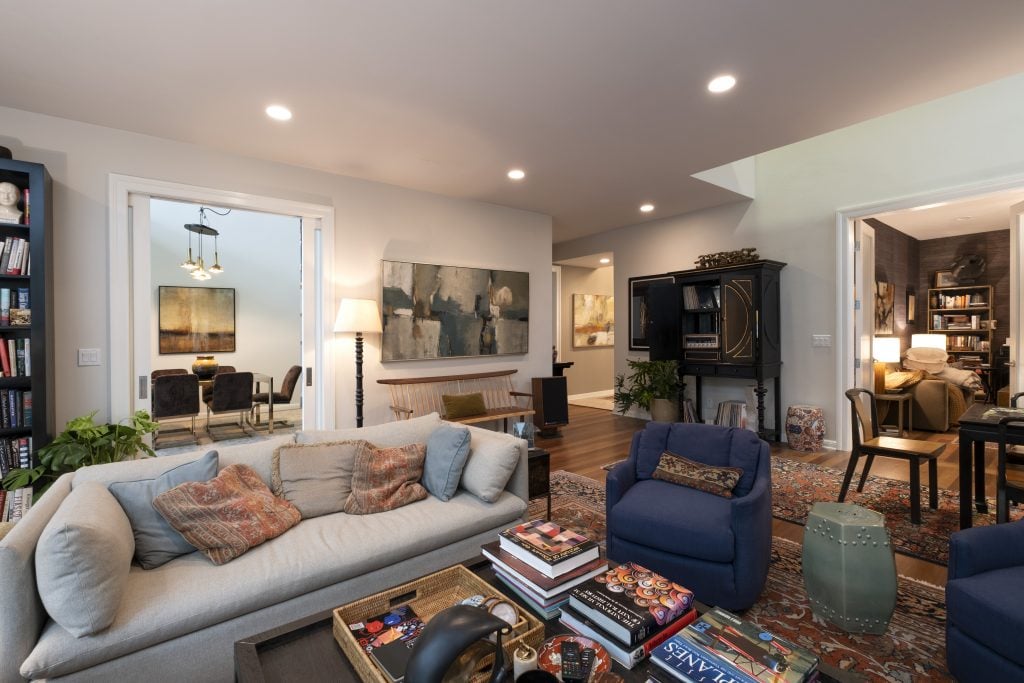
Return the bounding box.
[560,603,698,669]
[715,400,748,429]
[481,540,607,599]
[21,188,29,225]
[4,486,32,523]
[651,633,760,683]
[499,519,600,577]
[681,607,819,683]
[568,563,694,647]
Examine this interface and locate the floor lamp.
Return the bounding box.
[334,298,382,427]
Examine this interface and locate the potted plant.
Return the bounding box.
[1,410,158,497]
[614,359,682,422]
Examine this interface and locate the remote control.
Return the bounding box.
[560,640,584,682]
[580,647,595,680]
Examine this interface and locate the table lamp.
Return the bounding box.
[334,298,382,427]
[873,337,901,394]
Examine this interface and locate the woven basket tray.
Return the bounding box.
[333,564,544,683]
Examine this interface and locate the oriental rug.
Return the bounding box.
[533,471,950,682]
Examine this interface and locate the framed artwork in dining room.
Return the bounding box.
[628,274,674,350]
[158,286,236,354]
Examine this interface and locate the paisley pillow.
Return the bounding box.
[652,451,744,498]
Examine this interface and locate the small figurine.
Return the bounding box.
[0,183,22,225]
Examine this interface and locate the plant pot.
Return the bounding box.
[191,355,219,379]
[650,398,679,423]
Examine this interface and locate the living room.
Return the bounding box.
[2,3,1024,682]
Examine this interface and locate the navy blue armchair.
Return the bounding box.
[946,519,1024,681]
[606,422,772,610]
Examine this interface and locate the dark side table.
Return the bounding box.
[528,447,551,519]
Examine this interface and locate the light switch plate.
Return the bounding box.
[78,348,101,366]
[812,335,832,348]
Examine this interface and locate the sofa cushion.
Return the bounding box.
[271,440,367,518]
[947,566,1024,668]
[635,423,761,497]
[21,490,527,680]
[108,451,218,569]
[442,392,487,419]
[297,412,442,448]
[423,424,472,501]
[609,479,734,563]
[345,442,428,514]
[153,464,301,565]
[459,429,520,503]
[652,451,743,498]
[35,482,135,637]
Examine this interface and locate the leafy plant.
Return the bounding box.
[613,359,681,414]
[2,410,158,496]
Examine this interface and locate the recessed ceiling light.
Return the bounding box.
[599,258,611,265]
[507,168,526,181]
[265,105,292,121]
[707,74,736,94]
[640,203,655,213]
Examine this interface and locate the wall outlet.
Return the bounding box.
[812,334,832,348]
[78,348,101,366]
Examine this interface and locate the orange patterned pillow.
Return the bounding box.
[344,442,428,514]
[153,463,301,565]
[652,451,744,498]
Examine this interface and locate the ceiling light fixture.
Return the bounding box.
[599,258,611,265]
[183,206,230,281]
[265,104,293,121]
[640,203,655,213]
[507,168,526,181]
[707,74,737,94]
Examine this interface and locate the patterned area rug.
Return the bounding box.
[772,457,1022,565]
[534,471,950,681]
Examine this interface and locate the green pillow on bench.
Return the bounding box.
[442,392,487,419]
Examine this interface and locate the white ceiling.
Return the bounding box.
[872,188,1024,240]
[2,1,1024,243]
[555,253,614,269]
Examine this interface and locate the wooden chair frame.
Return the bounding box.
[378,369,533,431]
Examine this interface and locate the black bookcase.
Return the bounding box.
[0,158,53,466]
[648,260,785,441]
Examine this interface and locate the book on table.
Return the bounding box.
[499,519,600,578]
[568,562,694,647]
[559,603,698,670]
[651,634,759,683]
[347,604,424,683]
[492,570,567,620]
[481,540,608,599]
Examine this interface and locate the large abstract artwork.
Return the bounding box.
[158,286,236,354]
[573,294,614,348]
[381,260,529,361]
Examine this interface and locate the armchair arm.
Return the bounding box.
[389,405,414,420]
[509,391,532,407]
[728,444,773,606]
[949,519,1024,580]
[607,432,642,518]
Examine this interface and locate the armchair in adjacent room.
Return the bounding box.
[605,422,772,611]
[946,520,1024,681]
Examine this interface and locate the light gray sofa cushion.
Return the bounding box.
[35,482,135,637]
[21,490,526,679]
[297,412,442,447]
[271,441,366,518]
[108,451,218,569]
[423,424,472,501]
[460,429,521,503]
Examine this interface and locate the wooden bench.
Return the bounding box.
[377,369,534,430]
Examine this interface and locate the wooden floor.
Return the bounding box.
[533,404,1024,587]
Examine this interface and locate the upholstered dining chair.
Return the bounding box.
[151,373,199,447]
[842,388,945,524]
[150,368,187,380]
[202,366,237,402]
[251,365,302,428]
[203,371,254,439]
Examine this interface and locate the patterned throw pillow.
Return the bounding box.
[652,451,744,498]
[344,442,428,514]
[153,463,301,565]
[442,392,487,419]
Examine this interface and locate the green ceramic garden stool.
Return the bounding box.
[802,502,897,635]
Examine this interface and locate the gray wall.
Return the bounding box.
[559,265,614,395]
[869,218,921,352]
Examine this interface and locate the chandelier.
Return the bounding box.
[180,206,229,280]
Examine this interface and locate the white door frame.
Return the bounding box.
[108,174,336,427]
[552,265,562,358]
[835,173,1024,450]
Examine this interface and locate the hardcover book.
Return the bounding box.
[499,519,599,577]
[560,604,698,669]
[481,540,608,597]
[651,634,758,683]
[568,563,693,647]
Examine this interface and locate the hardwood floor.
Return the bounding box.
[532,404,1024,586]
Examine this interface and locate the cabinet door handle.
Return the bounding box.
[755,310,760,340]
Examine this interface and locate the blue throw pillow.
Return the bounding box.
[108,451,219,569]
[422,424,472,501]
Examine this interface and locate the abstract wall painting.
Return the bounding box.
[380,260,529,361]
[573,294,614,347]
[875,281,894,335]
[158,286,236,354]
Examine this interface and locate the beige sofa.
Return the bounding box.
[0,413,528,682]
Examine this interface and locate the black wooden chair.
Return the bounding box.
[251,365,302,428]
[152,373,199,447]
[841,388,945,524]
[996,411,1024,523]
[203,371,254,439]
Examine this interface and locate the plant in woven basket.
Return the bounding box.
[613,359,681,414]
[1,410,157,497]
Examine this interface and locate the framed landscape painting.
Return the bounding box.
[573,293,614,348]
[158,286,236,354]
[380,260,529,361]
[628,274,674,350]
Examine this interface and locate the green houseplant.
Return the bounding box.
[613,359,681,421]
[1,410,158,497]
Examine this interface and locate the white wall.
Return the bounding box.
[560,265,614,395]
[149,200,302,389]
[0,107,552,429]
[555,72,1024,441]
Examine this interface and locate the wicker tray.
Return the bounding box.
[333,564,544,683]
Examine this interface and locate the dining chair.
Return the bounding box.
[251,365,302,428]
[202,366,238,402]
[841,388,945,524]
[150,368,188,380]
[151,373,200,447]
[203,371,254,439]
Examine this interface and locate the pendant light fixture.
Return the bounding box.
[182,206,230,280]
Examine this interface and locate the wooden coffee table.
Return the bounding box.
[235,559,860,682]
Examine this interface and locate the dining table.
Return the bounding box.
[956,402,1024,528]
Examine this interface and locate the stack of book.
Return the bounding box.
[715,400,748,428]
[0,237,30,276]
[1,486,32,523]
[485,519,606,619]
[650,607,820,683]
[559,562,697,669]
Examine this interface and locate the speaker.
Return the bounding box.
[532,376,569,430]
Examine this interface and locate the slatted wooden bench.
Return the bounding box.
[377,369,534,430]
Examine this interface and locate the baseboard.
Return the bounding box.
[568,389,614,400]
[823,439,838,450]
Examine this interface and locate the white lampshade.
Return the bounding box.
[334,298,382,334]
[873,337,901,363]
[911,333,947,350]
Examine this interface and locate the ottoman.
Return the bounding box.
[785,405,825,451]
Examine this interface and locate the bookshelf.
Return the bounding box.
[0,157,53,510]
[927,284,993,367]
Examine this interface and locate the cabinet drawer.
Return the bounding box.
[717,365,755,378]
[684,364,718,376]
